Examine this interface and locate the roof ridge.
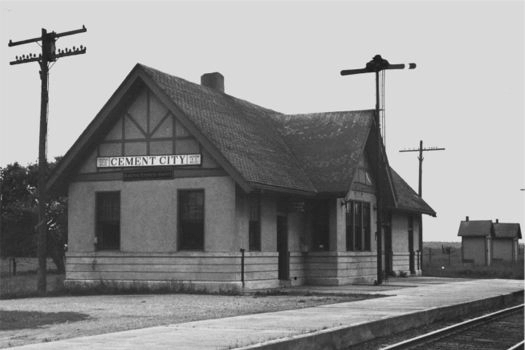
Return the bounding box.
[138,63,286,117]
[282,109,376,118]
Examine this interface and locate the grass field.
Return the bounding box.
[422,241,524,279]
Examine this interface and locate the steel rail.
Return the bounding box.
[507,340,524,350]
[380,303,524,350]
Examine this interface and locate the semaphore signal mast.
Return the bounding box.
[340,54,416,285]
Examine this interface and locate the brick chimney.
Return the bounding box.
[201,72,224,92]
[466,216,469,222]
[495,219,499,223]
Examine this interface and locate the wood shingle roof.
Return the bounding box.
[389,168,436,216]
[141,64,316,194]
[494,223,522,239]
[47,63,435,215]
[271,111,373,194]
[457,220,494,237]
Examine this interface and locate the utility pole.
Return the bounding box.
[399,140,444,272]
[8,26,87,294]
[399,140,445,197]
[341,55,416,285]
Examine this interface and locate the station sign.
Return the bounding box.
[96,154,201,168]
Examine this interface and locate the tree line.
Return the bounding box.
[0,158,67,273]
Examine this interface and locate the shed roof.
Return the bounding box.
[494,223,522,239]
[389,168,436,216]
[457,220,493,237]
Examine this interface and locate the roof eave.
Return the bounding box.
[251,182,317,197]
[391,206,437,217]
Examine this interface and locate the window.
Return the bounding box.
[96,192,120,250]
[248,194,261,251]
[178,190,204,250]
[363,204,371,250]
[355,202,362,250]
[346,200,371,251]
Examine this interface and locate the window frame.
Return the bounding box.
[177,189,205,251]
[95,191,121,251]
[346,200,372,252]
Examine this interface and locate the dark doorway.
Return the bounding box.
[311,200,330,251]
[408,215,415,274]
[277,215,289,280]
[384,217,393,276]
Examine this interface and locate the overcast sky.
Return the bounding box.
[1,1,523,242]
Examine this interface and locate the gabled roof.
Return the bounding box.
[494,223,522,239]
[389,168,436,216]
[47,63,316,195]
[47,63,434,215]
[140,64,316,194]
[457,220,493,237]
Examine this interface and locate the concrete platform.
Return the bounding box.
[9,278,524,350]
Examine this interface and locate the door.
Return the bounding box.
[385,218,393,277]
[408,216,415,274]
[277,215,289,280]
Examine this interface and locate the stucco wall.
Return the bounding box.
[391,213,408,252]
[462,237,487,265]
[68,176,236,253]
[287,211,305,252]
[389,212,422,274]
[260,195,277,252]
[492,239,513,261]
[235,187,249,250]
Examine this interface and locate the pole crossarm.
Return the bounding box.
[399,147,446,153]
[399,140,445,197]
[8,25,86,47]
[8,26,87,66]
[10,46,86,65]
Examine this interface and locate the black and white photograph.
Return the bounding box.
[0,1,523,349]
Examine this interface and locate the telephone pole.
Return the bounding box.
[399,140,444,271]
[341,55,416,285]
[8,26,87,294]
[399,140,445,197]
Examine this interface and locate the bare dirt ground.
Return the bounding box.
[0,293,371,348]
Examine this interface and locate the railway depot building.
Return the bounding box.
[48,64,435,292]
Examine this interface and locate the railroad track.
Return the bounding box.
[381,304,524,350]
